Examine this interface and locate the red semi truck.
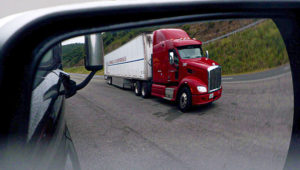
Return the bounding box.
[104,29,222,111]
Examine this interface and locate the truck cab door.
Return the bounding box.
[168,49,179,83]
[152,42,168,83]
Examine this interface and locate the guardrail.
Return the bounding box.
[203,19,266,45]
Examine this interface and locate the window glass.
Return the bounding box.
[177,45,203,59]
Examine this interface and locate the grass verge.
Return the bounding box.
[64,66,104,75]
[203,19,289,75]
[64,20,288,76]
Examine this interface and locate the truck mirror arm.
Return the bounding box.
[76,71,96,91]
[59,71,97,98]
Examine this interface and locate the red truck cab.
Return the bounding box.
[151,29,222,111]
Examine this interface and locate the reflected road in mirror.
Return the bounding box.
[60,19,293,170]
[65,64,292,170]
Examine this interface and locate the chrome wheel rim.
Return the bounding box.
[180,92,187,108]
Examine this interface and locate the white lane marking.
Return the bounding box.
[222,77,233,80]
[223,71,291,84]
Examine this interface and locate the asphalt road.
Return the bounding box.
[222,64,291,83]
[65,66,294,170]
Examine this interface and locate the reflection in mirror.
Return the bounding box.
[32,18,293,170]
[84,33,104,71]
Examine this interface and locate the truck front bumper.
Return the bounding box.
[192,88,222,105]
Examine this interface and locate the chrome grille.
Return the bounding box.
[208,66,221,92]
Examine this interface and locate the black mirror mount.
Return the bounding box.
[59,70,97,98]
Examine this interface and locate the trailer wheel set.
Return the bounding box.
[106,76,221,112]
[134,81,151,98]
[107,77,152,99]
[107,77,112,85]
[134,81,141,96]
[107,76,194,112]
[141,82,151,98]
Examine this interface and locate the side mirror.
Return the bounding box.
[84,33,104,71]
[205,50,209,58]
[57,33,105,98]
[169,51,175,65]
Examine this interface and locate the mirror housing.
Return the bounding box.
[169,51,175,65]
[58,34,104,98]
[205,50,209,59]
[84,33,104,71]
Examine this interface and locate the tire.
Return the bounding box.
[177,86,192,112]
[107,77,112,85]
[134,81,141,96]
[141,82,150,98]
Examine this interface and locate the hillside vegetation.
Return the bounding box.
[203,20,288,75]
[62,19,288,75]
[63,19,255,69]
[62,43,85,68]
[103,19,255,54]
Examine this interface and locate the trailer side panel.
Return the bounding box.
[104,34,152,80]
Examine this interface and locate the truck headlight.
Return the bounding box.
[197,86,207,93]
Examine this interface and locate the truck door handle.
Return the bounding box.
[157,70,162,72]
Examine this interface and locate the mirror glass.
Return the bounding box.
[32,18,293,170]
[84,34,104,71]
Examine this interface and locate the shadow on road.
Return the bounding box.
[151,97,216,122]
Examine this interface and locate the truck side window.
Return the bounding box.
[33,50,54,89]
[39,44,62,71]
[40,50,53,69]
[33,45,62,89]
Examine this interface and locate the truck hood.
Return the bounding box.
[182,57,220,70]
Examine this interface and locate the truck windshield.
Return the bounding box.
[177,45,203,59]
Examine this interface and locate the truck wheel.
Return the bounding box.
[177,87,192,112]
[134,81,141,96]
[107,77,112,85]
[206,102,213,106]
[141,82,150,98]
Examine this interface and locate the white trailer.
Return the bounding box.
[104,33,153,90]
